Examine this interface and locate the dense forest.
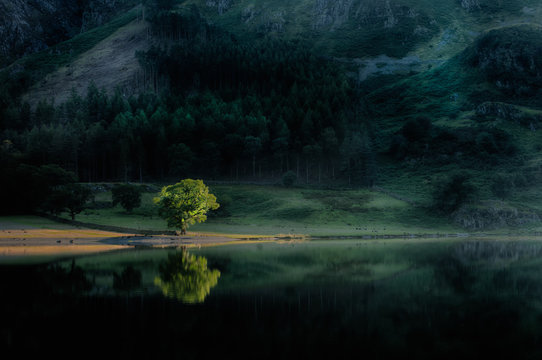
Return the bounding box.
[0,4,376,189]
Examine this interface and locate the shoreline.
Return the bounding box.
[3,215,542,258]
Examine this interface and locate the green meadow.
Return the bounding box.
[49,184,478,236]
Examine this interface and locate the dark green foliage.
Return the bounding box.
[389,120,517,167]
[466,25,542,104]
[401,117,432,142]
[112,183,142,212]
[432,172,477,215]
[51,183,92,220]
[0,151,78,214]
[491,174,515,199]
[341,130,376,187]
[282,171,297,187]
[168,143,194,177]
[0,14,358,185]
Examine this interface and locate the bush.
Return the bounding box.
[490,174,515,199]
[432,172,477,215]
[282,171,297,187]
[112,183,142,212]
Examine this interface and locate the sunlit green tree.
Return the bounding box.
[154,179,219,235]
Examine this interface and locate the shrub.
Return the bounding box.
[282,171,297,187]
[112,183,142,212]
[432,172,477,215]
[490,174,515,199]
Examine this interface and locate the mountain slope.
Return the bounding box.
[23,15,151,108]
[0,0,138,67]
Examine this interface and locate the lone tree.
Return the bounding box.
[112,183,142,212]
[154,179,219,235]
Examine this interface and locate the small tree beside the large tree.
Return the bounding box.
[112,183,142,213]
[154,179,219,235]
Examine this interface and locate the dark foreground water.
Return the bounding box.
[3,238,542,359]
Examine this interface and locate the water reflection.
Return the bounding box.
[154,249,221,303]
[113,265,142,291]
[6,239,542,358]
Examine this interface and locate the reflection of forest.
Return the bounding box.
[154,249,220,303]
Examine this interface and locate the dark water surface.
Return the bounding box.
[3,238,542,359]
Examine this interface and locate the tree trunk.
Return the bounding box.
[318,163,321,183]
[252,155,256,178]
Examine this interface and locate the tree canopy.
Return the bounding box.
[154,179,219,234]
[112,183,142,212]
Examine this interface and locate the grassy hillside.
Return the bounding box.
[48,183,542,236]
[363,24,542,231]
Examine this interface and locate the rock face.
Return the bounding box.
[312,0,430,31]
[469,26,542,97]
[233,0,438,57]
[206,0,233,15]
[459,0,480,12]
[476,102,542,128]
[0,0,129,67]
[312,0,355,29]
[459,0,519,13]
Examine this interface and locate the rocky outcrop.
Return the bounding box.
[206,0,233,15]
[452,201,540,230]
[312,0,429,31]
[261,11,286,33]
[459,0,481,12]
[469,25,542,98]
[475,102,542,128]
[459,0,520,13]
[313,0,355,29]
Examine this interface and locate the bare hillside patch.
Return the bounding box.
[24,17,152,108]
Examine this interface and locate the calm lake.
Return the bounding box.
[3,238,542,359]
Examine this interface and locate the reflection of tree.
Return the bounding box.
[46,259,92,294]
[113,266,142,291]
[154,249,220,304]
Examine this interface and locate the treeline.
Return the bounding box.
[388,117,518,167]
[1,7,377,187]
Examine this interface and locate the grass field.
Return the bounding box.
[51,184,469,236]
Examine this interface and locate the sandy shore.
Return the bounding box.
[0,218,283,257]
